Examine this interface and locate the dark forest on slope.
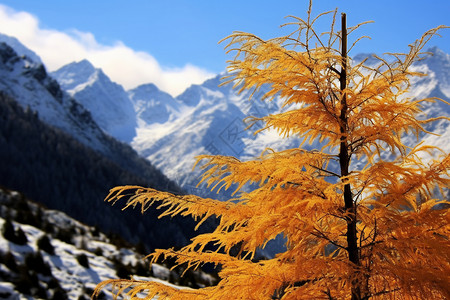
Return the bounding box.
[0,92,211,252]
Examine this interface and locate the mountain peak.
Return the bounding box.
[51,59,98,91]
[52,60,138,143]
[71,59,96,71]
[131,82,160,94]
[129,83,181,125]
[352,53,379,65]
[424,46,450,64]
[427,46,445,55]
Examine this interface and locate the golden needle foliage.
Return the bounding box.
[95,3,449,299]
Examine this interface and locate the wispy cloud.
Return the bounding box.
[0,5,214,96]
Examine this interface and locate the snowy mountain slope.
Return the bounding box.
[0,187,216,300]
[410,48,450,119]
[404,49,450,162]
[129,48,450,196]
[51,60,137,143]
[416,47,450,99]
[0,37,182,192]
[0,33,42,66]
[131,75,295,197]
[134,95,245,192]
[0,42,110,153]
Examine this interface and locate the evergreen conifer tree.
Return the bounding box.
[95,2,449,299]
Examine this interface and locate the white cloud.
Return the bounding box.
[0,5,214,96]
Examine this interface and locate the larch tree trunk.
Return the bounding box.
[339,13,365,300]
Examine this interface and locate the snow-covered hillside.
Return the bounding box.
[0,187,216,300]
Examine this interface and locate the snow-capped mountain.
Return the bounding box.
[2,33,448,198]
[50,47,450,198]
[131,75,292,196]
[133,49,450,195]
[350,48,450,165]
[51,60,137,143]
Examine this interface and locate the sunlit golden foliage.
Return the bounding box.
[94,2,449,299]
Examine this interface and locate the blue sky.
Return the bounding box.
[0,0,448,96]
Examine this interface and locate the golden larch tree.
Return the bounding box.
[95,3,449,300]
